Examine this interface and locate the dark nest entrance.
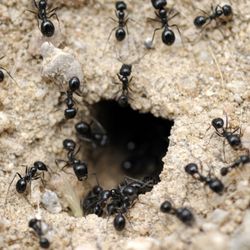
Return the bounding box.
[84,100,174,188]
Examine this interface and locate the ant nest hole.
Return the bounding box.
[51,100,173,218]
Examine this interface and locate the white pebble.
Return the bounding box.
[41,190,62,214]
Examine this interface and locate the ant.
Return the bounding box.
[108,1,129,42]
[64,77,81,119]
[149,2,180,46]
[75,120,109,148]
[114,64,132,107]
[221,154,250,176]
[62,138,88,181]
[194,4,233,30]
[28,218,50,249]
[160,200,194,226]
[5,161,48,205]
[185,163,224,194]
[29,0,59,37]
[211,117,242,150]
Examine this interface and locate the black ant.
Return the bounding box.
[185,163,224,194]
[75,120,109,148]
[108,1,129,42]
[149,2,180,46]
[62,138,88,181]
[160,200,194,226]
[28,218,50,249]
[114,64,132,107]
[64,77,81,120]
[5,161,48,204]
[29,0,59,37]
[221,154,250,176]
[194,4,233,30]
[211,116,246,153]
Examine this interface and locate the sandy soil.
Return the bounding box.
[0,0,250,249]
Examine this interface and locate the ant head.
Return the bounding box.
[34,161,48,171]
[228,134,241,147]
[69,77,80,92]
[212,118,224,129]
[118,95,128,107]
[184,163,198,175]
[75,121,91,136]
[162,28,175,46]
[0,70,4,82]
[209,178,224,194]
[160,200,172,213]
[41,20,55,37]
[222,5,233,16]
[39,0,47,9]
[63,139,76,152]
[194,16,207,27]
[120,64,132,76]
[176,207,194,225]
[39,237,50,249]
[151,0,167,9]
[116,1,127,11]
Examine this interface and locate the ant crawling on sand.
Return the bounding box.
[149,0,181,46]
[108,1,129,42]
[220,154,250,176]
[61,138,88,181]
[194,4,233,30]
[63,77,81,119]
[5,161,48,204]
[160,200,194,226]
[114,64,132,107]
[28,0,59,37]
[210,115,248,156]
[29,218,50,249]
[185,163,224,194]
[75,119,109,148]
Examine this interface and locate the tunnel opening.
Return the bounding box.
[79,100,174,189]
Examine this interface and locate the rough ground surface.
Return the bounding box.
[0,0,250,249]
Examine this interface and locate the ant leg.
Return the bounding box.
[33,0,38,9]
[223,110,229,130]
[168,12,180,22]
[197,8,210,16]
[0,67,18,85]
[124,18,129,36]
[169,24,183,44]
[146,17,161,23]
[103,26,118,54]
[150,27,163,45]
[4,173,20,205]
[48,11,61,29]
[222,139,227,162]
